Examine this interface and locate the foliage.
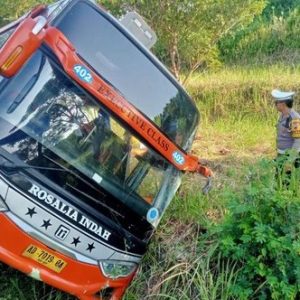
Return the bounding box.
[0,0,53,25]
[214,159,300,299]
[219,1,300,65]
[263,0,300,18]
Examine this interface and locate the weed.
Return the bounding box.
[214,159,300,299]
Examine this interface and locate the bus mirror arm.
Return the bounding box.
[194,163,213,195]
[202,176,213,195]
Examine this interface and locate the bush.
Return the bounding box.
[219,6,300,65]
[213,159,300,299]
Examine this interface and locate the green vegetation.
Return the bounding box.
[218,156,300,299]
[123,161,300,300]
[0,0,52,25]
[220,9,300,65]
[1,65,300,299]
[2,0,300,299]
[120,67,300,299]
[0,261,73,299]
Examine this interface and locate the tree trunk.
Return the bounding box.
[169,34,181,81]
[182,61,203,86]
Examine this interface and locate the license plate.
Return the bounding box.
[22,244,67,273]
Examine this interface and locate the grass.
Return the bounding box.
[0,263,73,300]
[1,64,300,299]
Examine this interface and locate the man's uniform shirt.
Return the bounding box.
[277,109,300,154]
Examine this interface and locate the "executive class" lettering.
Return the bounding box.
[98,85,170,151]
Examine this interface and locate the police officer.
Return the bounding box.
[272,89,300,154]
[272,90,300,180]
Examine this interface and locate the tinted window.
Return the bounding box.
[55,1,199,150]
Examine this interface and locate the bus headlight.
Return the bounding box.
[99,260,137,279]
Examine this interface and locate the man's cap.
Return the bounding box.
[271,89,295,101]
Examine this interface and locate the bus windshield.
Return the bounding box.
[54,0,199,151]
[0,50,181,220]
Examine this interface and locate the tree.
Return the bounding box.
[101,0,266,85]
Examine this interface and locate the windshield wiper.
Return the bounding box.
[0,158,124,217]
[0,158,97,194]
[0,155,93,190]
[0,161,68,172]
[0,155,147,245]
[7,75,38,114]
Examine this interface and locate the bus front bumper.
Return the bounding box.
[0,213,135,300]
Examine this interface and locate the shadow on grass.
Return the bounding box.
[0,263,75,300]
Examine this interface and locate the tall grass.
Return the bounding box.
[188,65,300,122]
[186,65,300,161]
[220,8,300,66]
[124,159,300,299]
[124,246,240,300]
[123,66,300,299]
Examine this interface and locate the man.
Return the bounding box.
[272,89,300,154]
[272,89,300,180]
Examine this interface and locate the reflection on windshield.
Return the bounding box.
[0,51,180,218]
[55,1,199,150]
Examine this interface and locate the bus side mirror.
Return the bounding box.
[120,11,157,49]
[0,16,47,78]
